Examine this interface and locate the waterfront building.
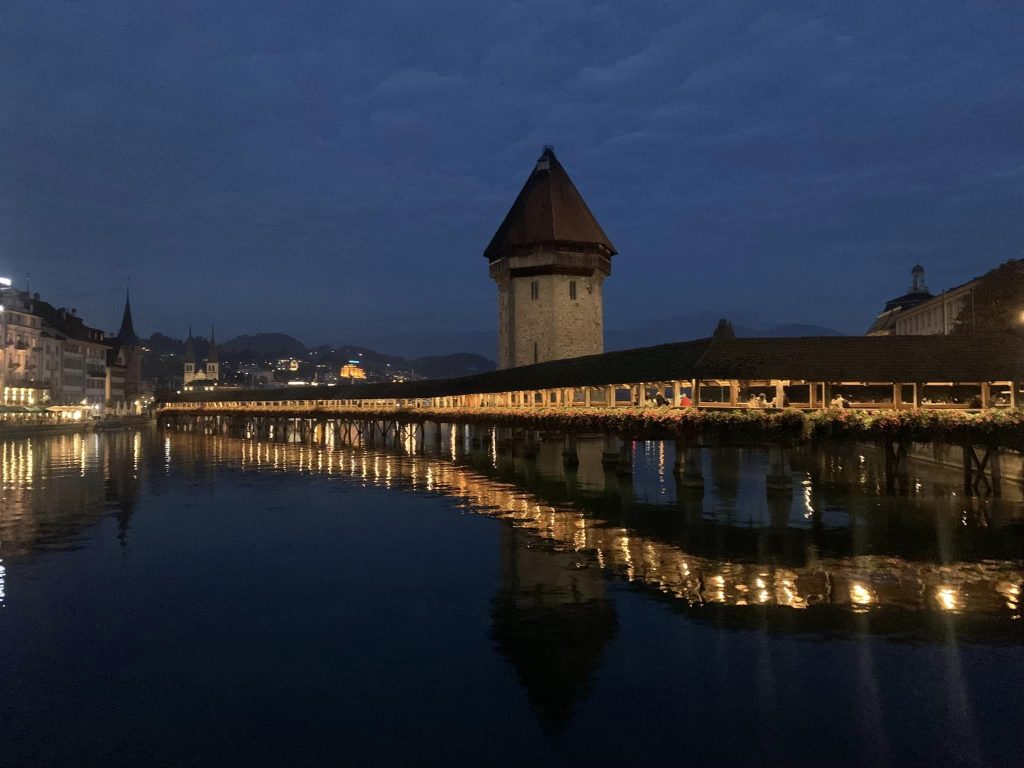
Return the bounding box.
[0,285,48,405]
[867,262,1009,336]
[486,146,616,369]
[1,280,145,411]
[31,297,125,408]
[867,265,934,335]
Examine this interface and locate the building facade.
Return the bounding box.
[1,279,144,410]
[183,325,220,390]
[868,264,979,336]
[486,147,617,369]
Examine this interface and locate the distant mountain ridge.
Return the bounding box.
[218,333,306,357]
[144,331,496,379]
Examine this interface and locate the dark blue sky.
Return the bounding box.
[2,1,1022,356]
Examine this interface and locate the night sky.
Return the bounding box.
[2,1,1022,356]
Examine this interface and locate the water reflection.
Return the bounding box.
[2,426,1024,753]
[164,430,1024,640]
[493,525,616,732]
[3,428,1022,640]
[0,431,140,559]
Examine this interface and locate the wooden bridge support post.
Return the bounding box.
[520,432,539,461]
[883,440,910,494]
[496,427,515,456]
[562,433,579,468]
[990,448,1002,498]
[962,444,1001,497]
[766,445,793,495]
[601,434,620,468]
[616,438,633,476]
[673,440,704,492]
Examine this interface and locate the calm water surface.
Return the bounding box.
[0,427,1022,767]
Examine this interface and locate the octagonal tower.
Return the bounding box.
[485,146,617,369]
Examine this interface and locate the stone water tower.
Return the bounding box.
[485,147,617,369]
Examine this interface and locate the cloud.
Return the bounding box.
[1,0,1022,342]
[376,68,464,97]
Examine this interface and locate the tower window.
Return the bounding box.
[569,280,577,300]
[533,342,538,363]
[530,280,539,300]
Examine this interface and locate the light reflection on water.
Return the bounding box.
[218,432,1024,630]
[1,426,1023,766]
[7,427,1018,635]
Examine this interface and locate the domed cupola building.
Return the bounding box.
[867,264,935,335]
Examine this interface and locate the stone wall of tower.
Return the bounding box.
[496,265,605,369]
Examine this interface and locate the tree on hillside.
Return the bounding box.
[954,259,1024,335]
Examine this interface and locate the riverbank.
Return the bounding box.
[0,416,155,438]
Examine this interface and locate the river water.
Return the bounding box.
[0,427,1022,767]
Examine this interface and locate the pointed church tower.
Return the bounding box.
[117,286,140,345]
[183,324,196,385]
[116,286,143,402]
[206,323,219,381]
[485,146,617,369]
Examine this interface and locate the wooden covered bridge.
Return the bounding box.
[160,330,1024,414]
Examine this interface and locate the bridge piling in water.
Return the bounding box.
[766,445,792,495]
[963,445,1002,498]
[562,433,579,468]
[673,440,704,492]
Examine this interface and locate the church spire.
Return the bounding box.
[184,324,195,363]
[117,284,140,345]
[208,323,218,363]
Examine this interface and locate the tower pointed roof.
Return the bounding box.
[117,285,140,345]
[184,324,195,363]
[484,146,617,261]
[208,323,218,363]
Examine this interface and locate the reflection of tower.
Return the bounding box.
[491,524,617,732]
[103,430,140,547]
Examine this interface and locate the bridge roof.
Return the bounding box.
[695,334,1024,383]
[162,332,1024,404]
[483,147,616,261]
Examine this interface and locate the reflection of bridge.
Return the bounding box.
[158,402,1023,501]
[163,430,1024,643]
